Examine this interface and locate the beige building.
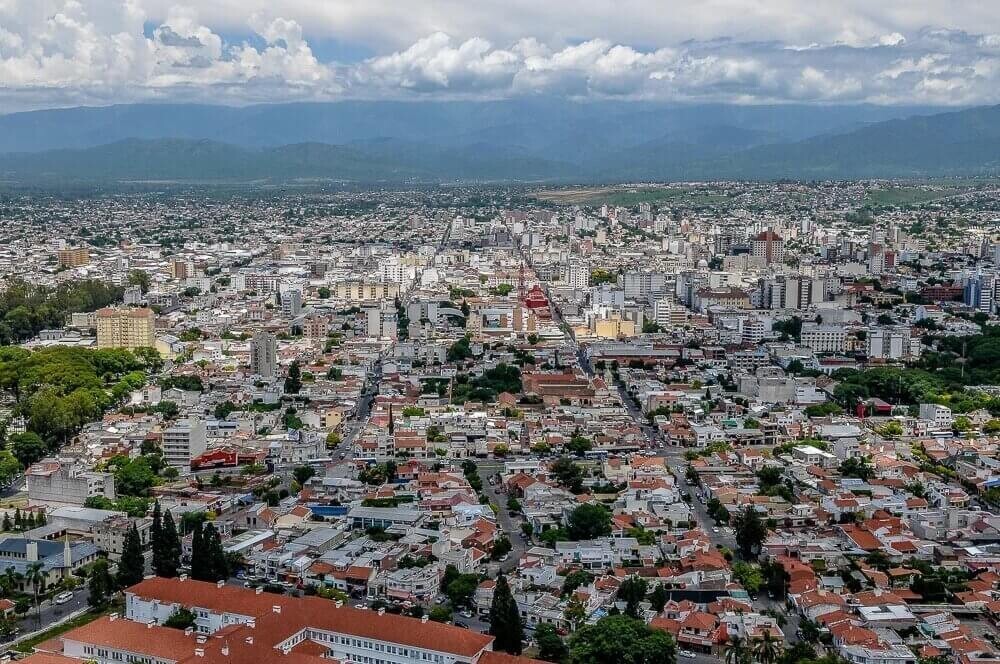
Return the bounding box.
[57,247,90,268]
[593,314,636,339]
[96,307,155,350]
[334,279,400,302]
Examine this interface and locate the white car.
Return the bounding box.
[679,650,697,659]
[54,591,74,605]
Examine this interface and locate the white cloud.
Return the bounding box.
[2,1,1000,109]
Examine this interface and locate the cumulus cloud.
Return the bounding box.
[2,1,1000,109]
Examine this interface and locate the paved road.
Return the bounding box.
[475,461,526,574]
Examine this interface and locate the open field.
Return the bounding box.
[863,186,967,207]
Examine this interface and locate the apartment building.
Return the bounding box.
[57,246,90,268]
[96,307,155,350]
[162,418,208,469]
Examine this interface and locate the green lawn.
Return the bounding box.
[863,186,961,207]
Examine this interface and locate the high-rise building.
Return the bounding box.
[281,289,302,317]
[161,418,207,470]
[564,261,590,289]
[96,307,155,350]
[249,331,277,379]
[964,273,997,314]
[57,247,90,268]
[751,230,785,265]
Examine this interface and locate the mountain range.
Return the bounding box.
[0,100,998,183]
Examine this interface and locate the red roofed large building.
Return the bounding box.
[38,577,543,664]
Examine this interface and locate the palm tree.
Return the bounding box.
[755,632,781,664]
[25,562,44,626]
[0,566,19,597]
[725,636,751,664]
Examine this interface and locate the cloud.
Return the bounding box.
[2,1,1000,110]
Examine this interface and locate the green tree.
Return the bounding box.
[284,361,302,394]
[150,501,163,574]
[567,615,676,664]
[293,465,316,486]
[88,559,113,609]
[163,607,196,629]
[489,574,524,655]
[25,561,44,626]
[755,632,781,664]
[561,570,593,596]
[733,505,768,560]
[649,583,668,613]
[157,509,181,578]
[724,636,751,664]
[536,623,569,663]
[566,503,611,541]
[117,523,145,589]
[617,576,648,617]
[0,451,20,487]
[10,432,46,468]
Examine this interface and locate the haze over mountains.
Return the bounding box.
[1,100,998,183]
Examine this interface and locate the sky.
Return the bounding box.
[2,1,1000,112]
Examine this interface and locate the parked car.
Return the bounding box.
[54,591,74,605]
[679,650,696,659]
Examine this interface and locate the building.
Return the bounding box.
[366,304,399,339]
[281,289,302,317]
[46,577,532,664]
[96,307,155,350]
[250,331,277,379]
[564,261,590,289]
[751,230,785,265]
[800,324,848,353]
[162,418,208,470]
[57,247,90,268]
[964,273,997,314]
[26,460,115,507]
[867,327,920,360]
[92,515,152,560]
[333,280,400,302]
[0,537,98,592]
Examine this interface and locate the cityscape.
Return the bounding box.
[3,3,1000,664]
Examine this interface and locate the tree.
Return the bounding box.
[292,465,316,486]
[25,561,44,626]
[551,456,584,493]
[567,615,676,664]
[191,523,229,582]
[128,269,151,293]
[566,503,611,541]
[150,501,163,574]
[117,523,145,589]
[725,636,751,664]
[733,506,768,560]
[156,509,181,578]
[564,595,587,630]
[489,575,524,655]
[491,536,513,560]
[561,570,593,596]
[88,559,113,609]
[755,632,781,664]
[163,607,196,629]
[839,456,874,480]
[10,432,46,468]
[284,361,302,394]
[649,583,669,613]
[0,451,20,487]
[618,576,649,617]
[536,623,569,663]
[429,605,453,623]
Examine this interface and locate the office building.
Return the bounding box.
[751,229,784,265]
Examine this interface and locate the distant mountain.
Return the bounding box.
[0,103,998,183]
[0,100,940,153]
[691,105,1000,179]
